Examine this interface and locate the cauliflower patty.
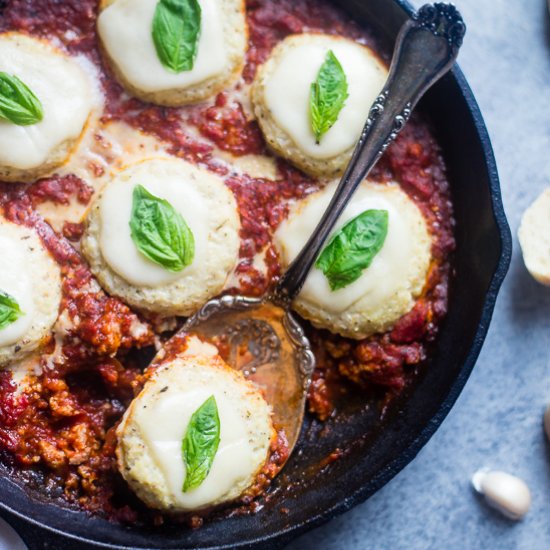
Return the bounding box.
[0,218,62,366]
[81,157,240,316]
[0,33,93,183]
[251,33,388,178]
[275,181,432,339]
[98,0,247,106]
[116,353,275,512]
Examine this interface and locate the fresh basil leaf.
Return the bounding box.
[0,72,43,126]
[152,0,202,73]
[309,50,349,144]
[315,209,388,291]
[0,291,23,330]
[129,184,195,272]
[182,395,220,492]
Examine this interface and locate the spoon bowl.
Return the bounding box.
[183,296,313,452]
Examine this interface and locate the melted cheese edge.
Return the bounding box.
[0,35,93,170]
[0,235,35,346]
[134,360,265,510]
[264,36,388,159]
[276,181,428,314]
[99,159,211,287]
[98,0,227,93]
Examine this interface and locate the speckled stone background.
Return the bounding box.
[1,0,549,549]
[288,0,550,548]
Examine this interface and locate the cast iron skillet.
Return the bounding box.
[0,0,512,548]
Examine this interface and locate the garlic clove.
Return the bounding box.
[472,468,531,521]
[544,404,550,443]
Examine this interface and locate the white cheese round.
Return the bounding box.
[116,353,274,511]
[275,181,432,338]
[262,35,387,160]
[99,160,209,288]
[0,219,62,366]
[0,33,93,172]
[98,0,227,93]
[0,236,34,347]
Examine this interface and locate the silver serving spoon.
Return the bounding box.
[177,4,465,453]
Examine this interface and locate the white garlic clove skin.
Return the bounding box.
[472,469,531,521]
[544,404,550,443]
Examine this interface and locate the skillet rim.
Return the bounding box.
[0,0,512,547]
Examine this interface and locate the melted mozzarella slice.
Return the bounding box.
[99,159,211,287]
[0,235,34,347]
[263,35,388,159]
[98,0,227,93]
[136,380,254,509]
[182,334,218,357]
[276,181,430,314]
[0,34,93,170]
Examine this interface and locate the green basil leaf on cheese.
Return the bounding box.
[0,72,43,126]
[0,291,23,330]
[129,184,195,272]
[315,209,388,291]
[182,395,221,492]
[309,50,349,144]
[152,0,202,73]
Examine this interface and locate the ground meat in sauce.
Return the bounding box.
[0,0,454,525]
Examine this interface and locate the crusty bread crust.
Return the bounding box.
[518,188,550,286]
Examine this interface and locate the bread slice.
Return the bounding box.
[274,180,432,339]
[518,188,550,285]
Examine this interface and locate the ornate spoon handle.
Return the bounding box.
[274,3,466,303]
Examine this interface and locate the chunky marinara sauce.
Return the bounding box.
[0,0,454,524]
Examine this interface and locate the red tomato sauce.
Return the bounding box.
[0,0,453,524]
